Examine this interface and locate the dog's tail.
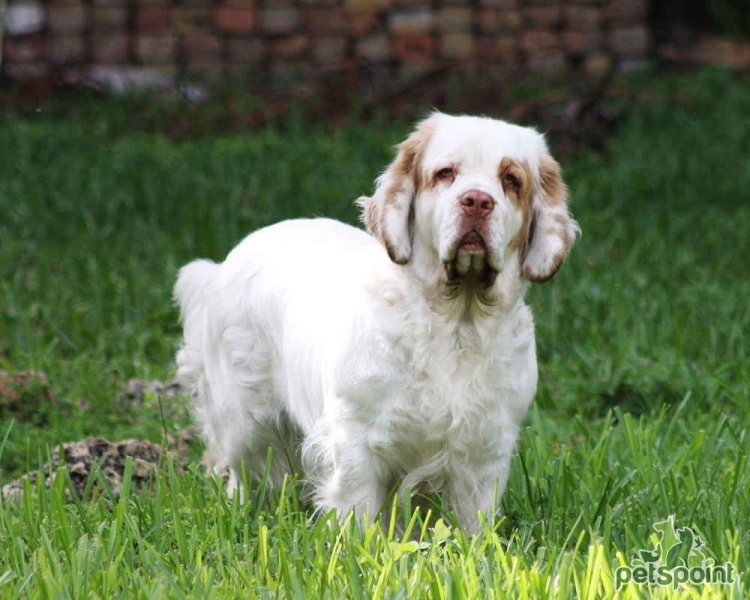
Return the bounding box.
[174,259,219,397]
[174,259,218,324]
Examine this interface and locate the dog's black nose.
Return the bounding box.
[460,191,494,219]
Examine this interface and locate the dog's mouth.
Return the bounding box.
[457,230,487,254]
[444,229,497,287]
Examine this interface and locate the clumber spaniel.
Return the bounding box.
[175,112,578,533]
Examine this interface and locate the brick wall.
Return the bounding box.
[2,0,649,90]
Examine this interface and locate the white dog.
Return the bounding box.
[175,112,578,533]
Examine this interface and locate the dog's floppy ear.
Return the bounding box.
[358,115,437,265]
[523,154,580,283]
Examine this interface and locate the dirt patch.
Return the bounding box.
[1,431,197,503]
[0,369,60,424]
[2,377,197,503]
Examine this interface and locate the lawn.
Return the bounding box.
[0,69,748,598]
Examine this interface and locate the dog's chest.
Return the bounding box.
[332,296,537,481]
[364,328,530,470]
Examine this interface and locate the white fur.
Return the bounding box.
[175,113,577,533]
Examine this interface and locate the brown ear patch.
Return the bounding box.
[358,194,379,234]
[359,114,438,265]
[521,152,576,283]
[539,154,566,206]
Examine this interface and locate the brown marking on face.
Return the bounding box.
[500,158,534,253]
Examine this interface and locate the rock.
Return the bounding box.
[84,65,175,94]
[117,378,184,406]
[1,432,197,503]
[0,370,57,423]
[4,1,46,36]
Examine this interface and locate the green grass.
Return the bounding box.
[1,68,749,597]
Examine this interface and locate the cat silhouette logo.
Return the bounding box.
[615,516,737,590]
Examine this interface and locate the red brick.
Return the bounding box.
[440,33,473,59]
[524,6,562,28]
[527,50,566,74]
[92,34,129,62]
[520,30,558,53]
[349,13,378,36]
[182,32,221,57]
[138,0,171,7]
[137,7,172,31]
[563,6,600,30]
[92,0,127,7]
[477,36,493,60]
[608,26,648,56]
[47,4,87,35]
[478,9,511,33]
[394,34,434,63]
[185,57,222,80]
[271,35,308,58]
[270,60,311,83]
[92,7,128,30]
[260,7,301,34]
[312,37,348,65]
[477,9,500,33]
[3,35,46,62]
[216,7,256,34]
[222,0,254,8]
[478,36,518,66]
[603,0,646,25]
[174,8,212,35]
[435,7,472,33]
[4,63,49,80]
[478,8,522,32]
[223,62,250,78]
[563,30,601,54]
[496,36,517,62]
[345,0,390,12]
[48,35,86,63]
[306,8,347,35]
[135,33,177,64]
[226,38,265,63]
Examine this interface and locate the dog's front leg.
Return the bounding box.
[318,427,388,528]
[447,460,510,535]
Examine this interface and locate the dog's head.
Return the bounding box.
[359,112,579,293]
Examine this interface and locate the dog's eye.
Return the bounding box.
[503,172,520,191]
[435,167,456,184]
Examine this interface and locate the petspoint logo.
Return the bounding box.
[615,516,737,590]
